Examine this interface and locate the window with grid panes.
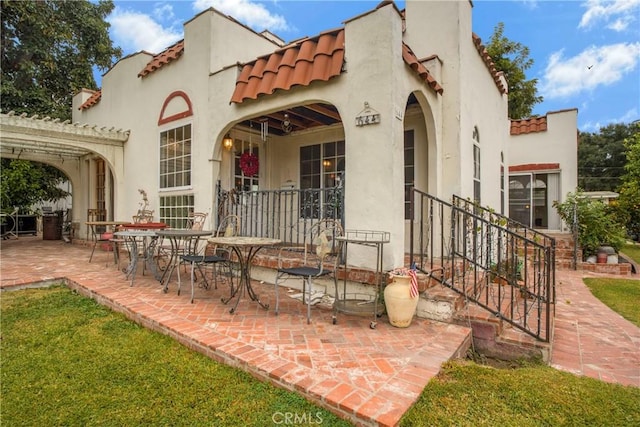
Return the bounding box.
[233,137,260,191]
[500,151,505,214]
[159,194,194,229]
[404,130,415,220]
[299,141,344,218]
[160,124,192,189]
[473,127,481,205]
[96,158,106,220]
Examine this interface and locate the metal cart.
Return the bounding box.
[333,230,390,329]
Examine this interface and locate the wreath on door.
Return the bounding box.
[239,152,259,177]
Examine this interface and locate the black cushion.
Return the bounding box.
[277,266,330,276]
[181,255,226,263]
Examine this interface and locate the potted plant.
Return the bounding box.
[488,257,522,286]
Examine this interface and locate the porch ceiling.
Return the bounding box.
[237,102,342,136]
[236,95,419,136]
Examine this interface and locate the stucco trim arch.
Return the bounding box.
[158,91,194,126]
[405,89,440,196]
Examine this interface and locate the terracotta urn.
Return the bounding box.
[384,274,419,328]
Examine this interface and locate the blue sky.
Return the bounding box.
[102,0,640,132]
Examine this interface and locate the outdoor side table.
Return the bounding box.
[334,230,390,329]
[207,236,281,314]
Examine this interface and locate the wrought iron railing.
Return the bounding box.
[216,182,344,246]
[410,189,556,342]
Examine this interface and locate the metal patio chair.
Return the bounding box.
[274,219,344,324]
[178,215,240,303]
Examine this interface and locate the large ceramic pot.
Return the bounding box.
[384,274,419,328]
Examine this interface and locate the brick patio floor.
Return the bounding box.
[0,237,472,426]
[2,237,638,426]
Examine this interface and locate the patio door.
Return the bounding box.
[509,172,561,230]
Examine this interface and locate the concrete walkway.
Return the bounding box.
[551,269,639,387]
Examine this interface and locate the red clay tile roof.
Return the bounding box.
[509,163,560,172]
[510,116,548,135]
[231,28,445,104]
[472,33,507,95]
[78,90,101,111]
[402,43,444,95]
[138,40,185,78]
[231,29,345,104]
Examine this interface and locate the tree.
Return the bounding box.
[485,22,543,120]
[0,159,70,214]
[1,0,122,121]
[614,124,640,240]
[578,123,633,192]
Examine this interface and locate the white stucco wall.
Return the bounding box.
[509,109,579,212]
[404,0,509,212]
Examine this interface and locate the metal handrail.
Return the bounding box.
[411,189,556,342]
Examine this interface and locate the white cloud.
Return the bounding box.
[616,107,639,123]
[607,15,634,31]
[192,0,289,32]
[108,7,183,53]
[579,0,640,31]
[581,107,638,131]
[153,3,175,23]
[540,42,640,99]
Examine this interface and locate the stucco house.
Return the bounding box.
[1,1,577,276]
[0,0,578,341]
[61,0,576,271]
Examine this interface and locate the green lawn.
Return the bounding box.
[621,242,640,265]
[584,277,640,327]
[0,286,351,427]
[2,286,639,427]
[401,360,640,426]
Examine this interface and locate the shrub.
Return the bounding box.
[554,191,626,258]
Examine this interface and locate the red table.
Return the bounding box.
[120,222,168,230]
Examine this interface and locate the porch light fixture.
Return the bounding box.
[223,134,233,150]
[282,114,292,134]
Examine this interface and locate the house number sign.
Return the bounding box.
[355,102,381,127]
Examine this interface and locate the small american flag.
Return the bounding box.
[408,268,419,298]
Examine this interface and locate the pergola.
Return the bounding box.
[0,110,129,233]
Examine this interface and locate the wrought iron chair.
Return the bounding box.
[178,215,240,303]
[156,212,209,272]
[186,212,208,231]
[274,219,344,324]
[132,209,154,224]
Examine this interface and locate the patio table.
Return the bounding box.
[155,229,213,294]
[207,236,281,314]
[113,229,160,286]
